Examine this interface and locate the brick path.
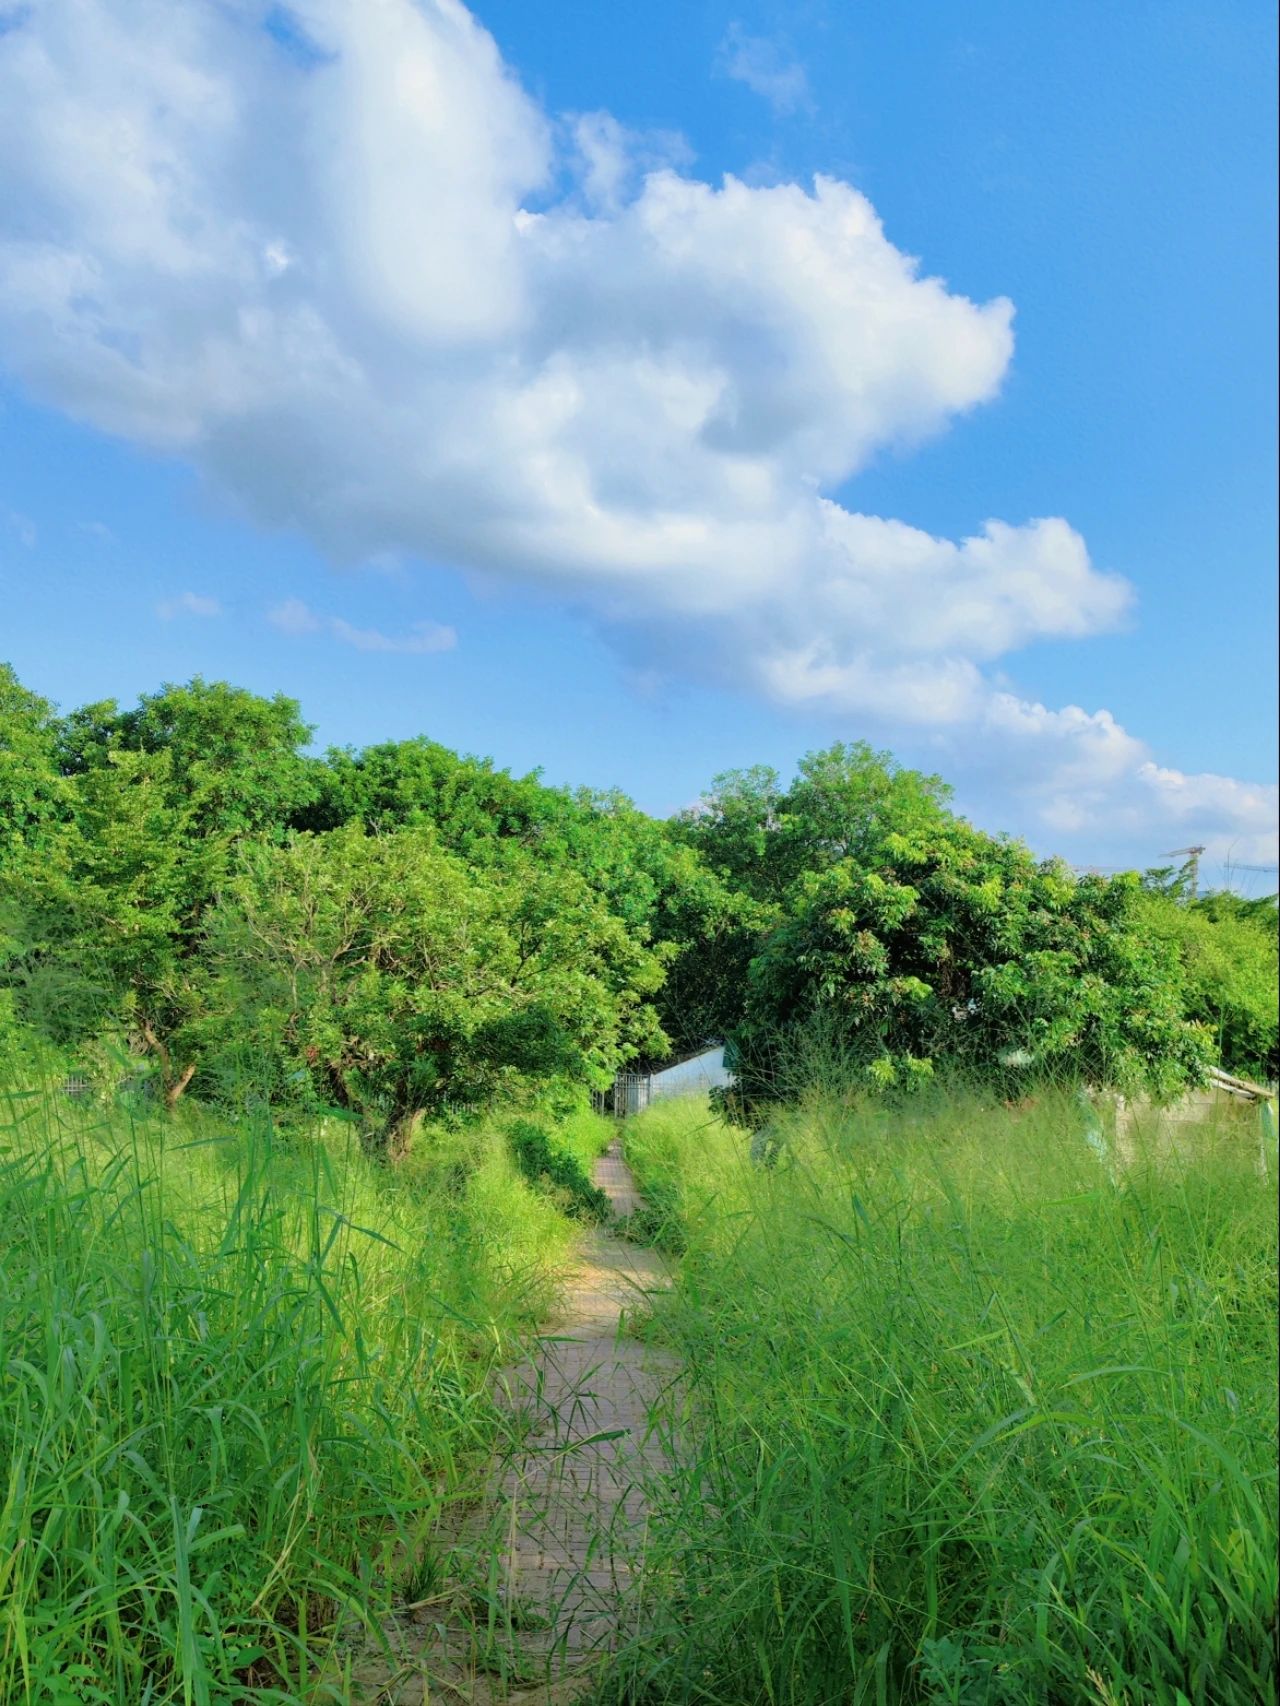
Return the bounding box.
[485,1139,675,1669]
[351,1135,674,1703]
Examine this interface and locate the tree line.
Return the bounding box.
[1,663,1273,1149]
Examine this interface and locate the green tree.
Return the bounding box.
[1142,889,1278,1081]
[672,764,787,904]
[0,664,68,866]
[201,826,667,1154]
[781,742,953,873]
[59,677,318,840]
[643,839,771,1055]
[734,818,1211,1106]
[4,679,321,1096]
[676,743,952,907]
[541,788,767,1054]
[4,750,220,1101]
[303,737,760,1054]
[298,736,552,852]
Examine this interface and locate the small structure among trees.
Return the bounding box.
[610,1043,733,1115]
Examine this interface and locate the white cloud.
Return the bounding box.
[262,239,293,278]
[715,23,810,115]
[0,0,1271,861]
[329,615,456,653]
[267,597,322,636]
[0,0,1017,614]
[157,590,221,619]
[268,598,455,654]
[733,511,1132,725]
[946,698,1279,867]
[569,111,692,214]
[1132,763,1279,867]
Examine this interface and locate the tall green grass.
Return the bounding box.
[0,1079,585,1704]
[613,1090,1278,1706]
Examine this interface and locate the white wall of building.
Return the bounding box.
[647,1045,732,1103]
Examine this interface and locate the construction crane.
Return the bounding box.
[1161,845,1206,901]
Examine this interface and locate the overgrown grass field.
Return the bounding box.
[613,1091,1278,1706]
[0,1078,608,1704]
[1,1067,1273,1705]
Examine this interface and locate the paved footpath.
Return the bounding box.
[487,1139,675,1668]
[352,1136,675,1703]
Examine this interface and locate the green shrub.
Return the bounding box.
[507,1117,610,1221]
[1143,891,1278,1082]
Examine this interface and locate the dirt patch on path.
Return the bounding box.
[351,1136,675,1703]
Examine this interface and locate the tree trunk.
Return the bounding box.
[386,1108,424,1163]
[140,1019,196,1111]
[164,1061,197,1109]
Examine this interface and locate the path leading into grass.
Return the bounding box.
[485,1137,674,1674]
[357,1135,674,1702]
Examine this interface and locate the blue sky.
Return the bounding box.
[1,0,1275,881]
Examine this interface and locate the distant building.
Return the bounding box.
[610,1044,732,1115]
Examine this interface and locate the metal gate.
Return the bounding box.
[611,1071,652,1116]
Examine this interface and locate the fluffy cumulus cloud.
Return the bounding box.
[947,698,1278,869]
[0,0,1272,861]
[1130,765,1279,869]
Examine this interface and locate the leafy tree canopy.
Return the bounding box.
[676,741,952,906]
[58,677,318,839]
[0,663,69,863]
[1,666,1256,1129]
[200,825,667,1153]
[1141,888,1278,1082]
[732,815,1214,1106]
[301,738,761,1055]
[3,749,221,1101]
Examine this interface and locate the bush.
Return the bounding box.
[1143,891,1278,1083]
[507,1117,610,1221]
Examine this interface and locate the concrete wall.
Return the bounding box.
[1110,1085,1273,1176]
[647,1045,732,1103]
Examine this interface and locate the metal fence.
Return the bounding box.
[611,1072,652,1116]
[607,1046,732,1116]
